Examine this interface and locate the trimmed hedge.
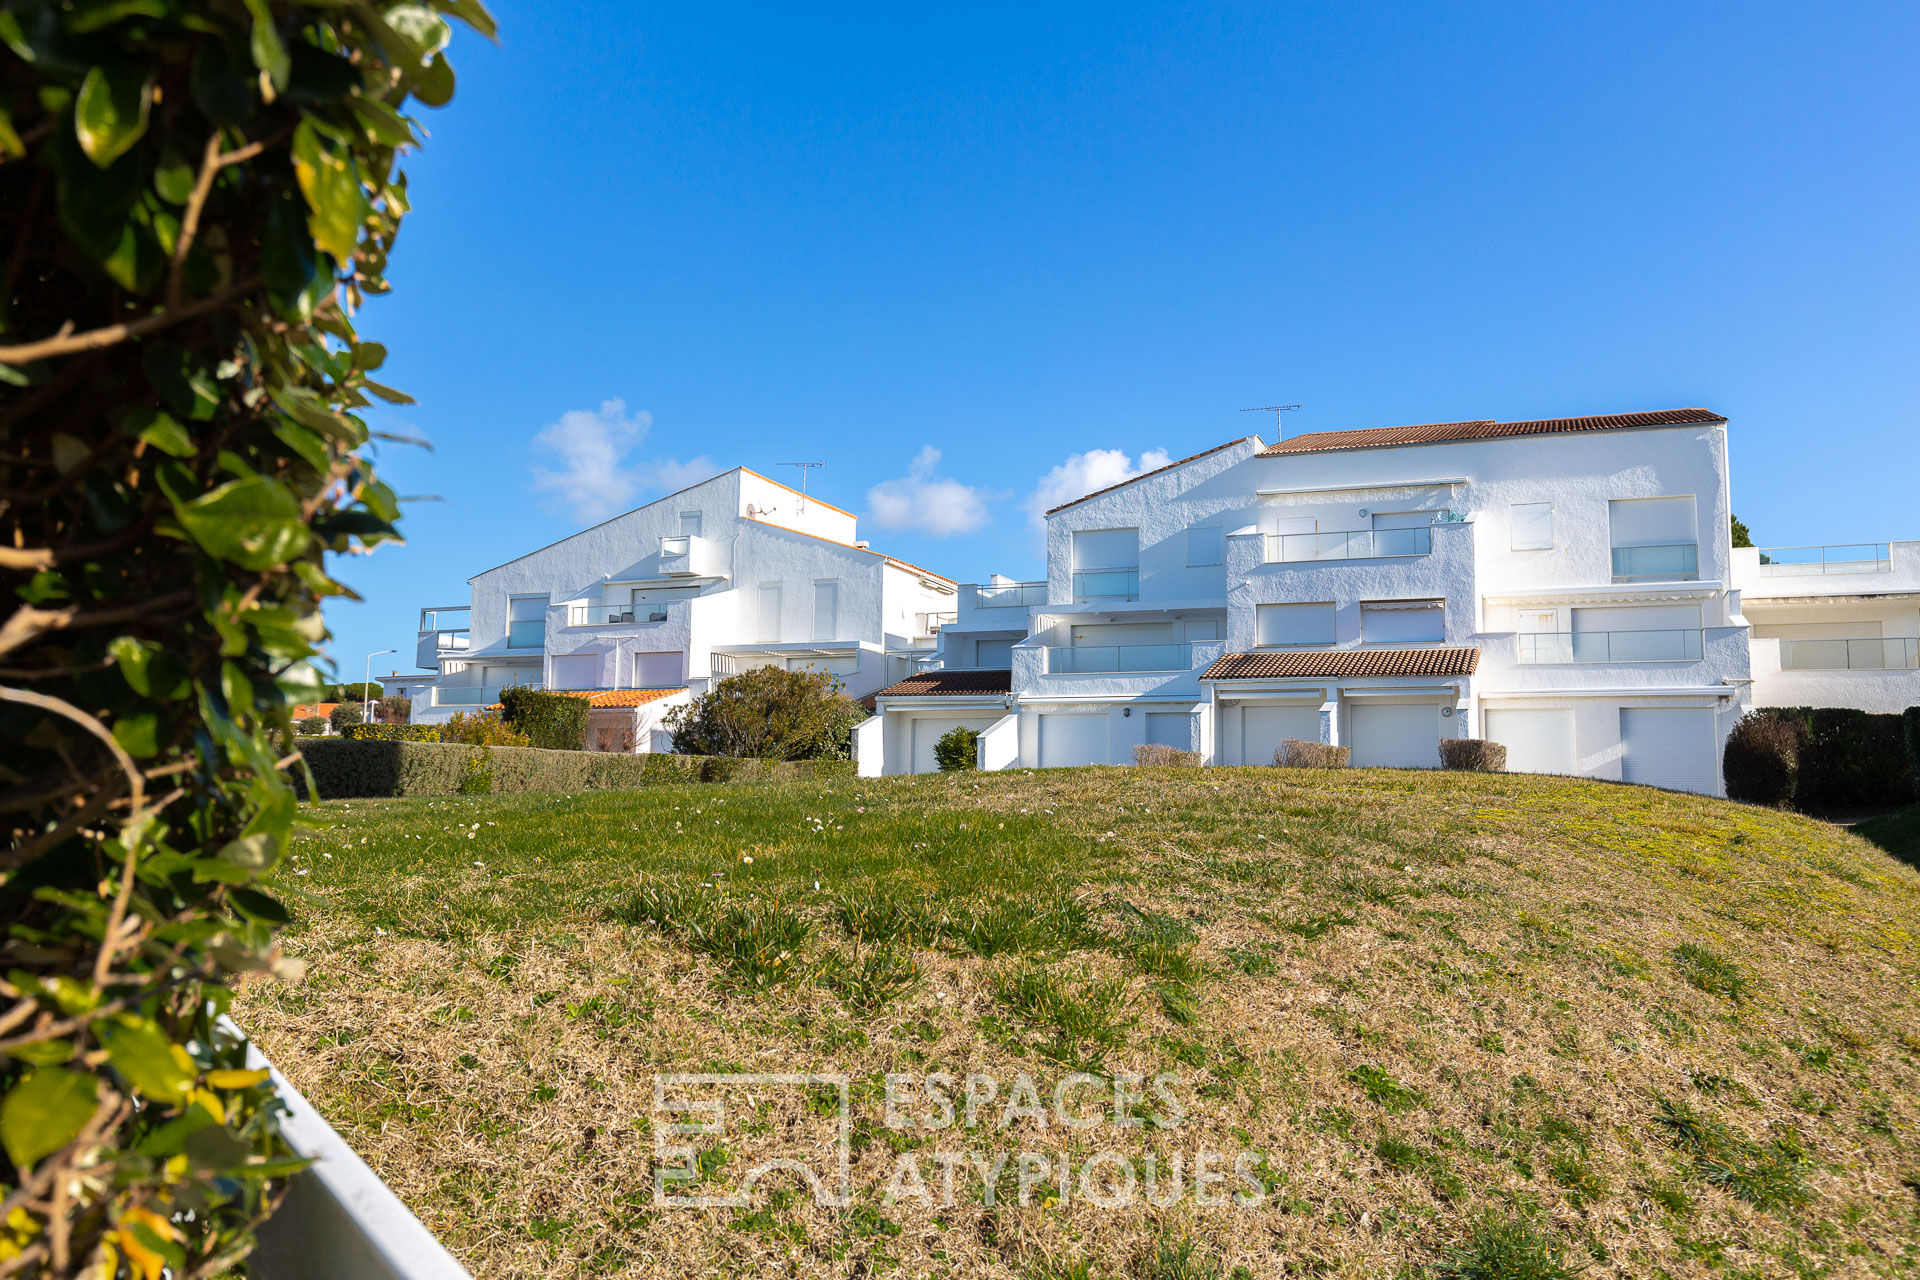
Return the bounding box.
[501,687,591,751]
[1723,706,1920,812]
[1439,739,1509,772]
[295,739,854,799]
[342,722,442,742]
[934,726,980,772]
[1277,739,1350,768]
[1133,743,1202,767]
[1723,712,1803,807]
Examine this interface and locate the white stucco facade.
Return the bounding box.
[868,409,1919,794]
[403,469,956,741]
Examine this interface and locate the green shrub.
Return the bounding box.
[1723,711,1803,806]
[297,716,328,736]
[0,0,489,1266]
[667,666,859,759]
[1744,707,1917,812]
[377,694,412,724]
[442,710,531,747]
[934,726,980,771]
[1133,743,1202,767]
[1277,739,1349,768]
[1905,706,1920,796]
[342,722,442,742]
[329,701,366,731]
[295,740,839,798]
[1439,738,1508,772]
[500,687,590,751]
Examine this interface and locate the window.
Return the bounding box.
[1257,602,1336,647]
[1510,502,1553,551]
[507,596,546,648]
[1187,526,1223,566]
[549,654,598,690]
[1360,599,1445,644]
[1609,496,1700,580]
[679,510,702,538]
[812,580,839,640]
[756,584,782,643]
[1072,528,1139,570]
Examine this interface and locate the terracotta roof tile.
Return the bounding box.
[870,669,1013,699]
[1044,437,1260,516]
[1202,648,1481,680]
[586,688,686,707]
[1257,408,1725,457]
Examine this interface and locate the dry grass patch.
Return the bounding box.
[237,768,1920,1277]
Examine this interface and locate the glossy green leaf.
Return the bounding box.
[1,1068,98,1168]
[0,107,24,160]
[217,832,276,869]
[432,0,499,41]
[221,661,255,717]
[413,51,455,108]
[4,1037,74,1067]
[75,63,153,168]
[243,0,291,92]
[229,888,291,926]
[109,636,156,696]
[351,96,419,149]
[172,475,312,571]
[153,149,195,204]
[388,5,453,58]
[132,407,194,457]
[292,120,368,263]
[98,1018,193,1106]
[113,713,162,758]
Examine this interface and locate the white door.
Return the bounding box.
[1144,712,1195,750]
[1620,708,1719,795]
[975,638,1015,668]
[1240,705,1321,765]
[1349,703,1441,769]
[631,651,683,687]
[1484,709,1575,775]
[1038,714,1109,768]
[910,715,1001,774]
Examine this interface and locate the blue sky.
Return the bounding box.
[324,1,1919,683]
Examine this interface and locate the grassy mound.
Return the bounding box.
[237,769,1920,1278]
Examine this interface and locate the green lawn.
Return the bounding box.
[238,767,1920,1279]
[1856,805,1920,871]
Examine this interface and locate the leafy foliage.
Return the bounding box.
[1276,739,1349,768]
[328,700,365,731]
[297,739,850,798]
[499,686,588,751]
[1729,513,1753,548]
[666,666,862,760]
[341,721,445,742]
[1132,743,1201,766]
[0,0,491,1269]
[295,715,327,735]
[1439,738,1508,772]
[1722,711,1802,806]
[1725,706,1919,812]
[440,710,528,746]
[933,725,978,771]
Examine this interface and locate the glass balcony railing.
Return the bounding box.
[507,620,545,648]
[1757,544,1892,576]
[1610,543,1699,583]
[1780,637,1919,671]
[437,684,505,706]
[1046,643,1194,674]
[1265,527,1432,563]
[1070,569,1139,601]
[968,581,1048,608]
[1517,629,1706,664]
[565,603,670,626]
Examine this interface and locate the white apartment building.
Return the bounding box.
[392,468,957,739]
[862,408,1917,793]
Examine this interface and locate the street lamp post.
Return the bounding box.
[364,649,396,724]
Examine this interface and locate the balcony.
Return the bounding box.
[966,581,1047,609]
[415,606,470,668]
[1610,543,1699,583]
[920,611,958,634]
[506,620,545,648]
[1780,636,1919,671]
[1046,642,1195,674]
[566,603,671,627]
[1264,527,1431,564]
[1071,568,1139,602]
[1516,629,1705,665]
[436,684,508,706]
[1758,544,1892,577]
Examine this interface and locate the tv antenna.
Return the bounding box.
[778,461,826,510]
[1241,404,1302,438]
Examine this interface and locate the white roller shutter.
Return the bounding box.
[1039,714,1109,768]
[1240,705,1321,766]
[1349,703,1441,769]
[631,652,683,687]
[1620,708,1719,795]
[549,655,598,691]
[1484,709,1575,775]
[910,715,1001,774]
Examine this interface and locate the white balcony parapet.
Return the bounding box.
[1516,629,1706,665]
[1070,569,1139,601]
[565,602,672,627]
[1780,636,1919,670]
[1757,544,1892,576]
[1045,642,1199,674]
[966,581,1047,609]
[1264,527,1431,563]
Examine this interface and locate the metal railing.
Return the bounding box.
[1516,629,1706,664]
[565,603,671,627]
[1264,527,1432,563]
[968,581,1047,609]
[1046,642,1194,674]
[506,620,545,648]
[1610,542,1699,582]
[1780,637,1919,671]
[1070,568,1139,601]
[1757,544,1892,576]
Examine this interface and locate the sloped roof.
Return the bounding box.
[1257,409,1726,458]
[870,669,1013,699]
[1044,437,1260,516]
[1202,648,1481,680]
[584,688,687,707]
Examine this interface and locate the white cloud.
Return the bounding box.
[865,446,996,537]
[529,399,713,523]
[1023,446,1173,529]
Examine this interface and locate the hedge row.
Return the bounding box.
[341,722,443,742]
[1723,706,1920,811]
[295,738,854,799]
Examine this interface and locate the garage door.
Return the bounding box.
[631,651,683,687]
[909,715,1001,775]
[1620,707,1719,795]
[1484,709,1576,775]
[1145,712,1195,750]
[1038,714,1109,768]
[1349,703,1441,769]
[1240,705,1320,766]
